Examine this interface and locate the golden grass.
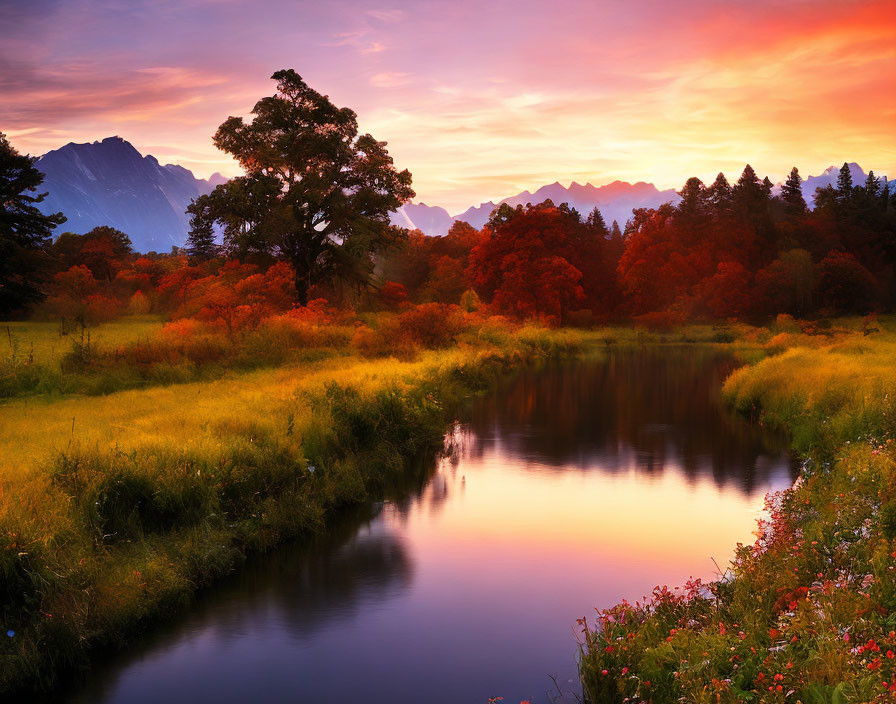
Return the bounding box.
[2,315,165,366]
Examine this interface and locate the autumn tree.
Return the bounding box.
[53,226,133,281]
[0,133,66,315]
[467,203,586,322]
[190,69,414,304]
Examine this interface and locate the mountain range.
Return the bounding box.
[35,137,225,252]
[33,137,892,251]
[392,180,682,235]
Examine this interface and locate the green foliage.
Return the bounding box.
[192,69,414,304]
[0,133,66,316]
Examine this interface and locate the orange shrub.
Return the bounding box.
[84,294,122,323]
[396,303,469,348]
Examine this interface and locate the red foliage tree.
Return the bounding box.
[467,204,588,322]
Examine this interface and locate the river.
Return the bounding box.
[61,347,797,704]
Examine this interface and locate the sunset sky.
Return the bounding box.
[2,0,895,213]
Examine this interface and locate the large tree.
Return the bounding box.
[190,69,414,304]
[0,133,66,316]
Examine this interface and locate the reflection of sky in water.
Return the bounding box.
[60,349,796,704]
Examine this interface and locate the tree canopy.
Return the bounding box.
[188,69,414,304]
[0,133,66,315]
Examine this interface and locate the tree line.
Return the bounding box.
[2,69,895,325]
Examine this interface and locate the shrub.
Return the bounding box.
[396,303,468,348]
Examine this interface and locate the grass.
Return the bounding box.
[2,316,165,366]
[0,316,583,695]
[579,316,896,704]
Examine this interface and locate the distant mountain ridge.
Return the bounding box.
[36,137,225,252]
[392,180,682,235]
[33,137,893,248]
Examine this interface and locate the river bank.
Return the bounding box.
[580,316,896,703]
[1,318,586,695]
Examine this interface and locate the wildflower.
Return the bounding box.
[601,670,608,676]
[5,630,13,638]
[621,667,629,675]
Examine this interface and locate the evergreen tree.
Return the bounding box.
[864,170,880,197]
[610,220,622,239]
[733,164,769,212]
[761,176,774,196]
[677,177,707,221]
[708,172,732,211]
[836,162,854,201]
[185,195,219,260]
[781,167,807,215]
[0,133,66,315]
[586,206,609,236]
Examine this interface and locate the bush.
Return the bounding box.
[396,303,469,348]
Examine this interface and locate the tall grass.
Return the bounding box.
[0,322,581,694]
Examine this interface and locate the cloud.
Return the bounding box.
[369,72,413,88]
[365,8,405,23]
[2,0,895,209]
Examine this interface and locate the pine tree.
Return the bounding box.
[781,167,807,215]
[185,195,218,260]
[708,172,732,211]
[610,220,622,239]
[677,177,707,220]
[864,170,880,197]
[586,207,608,236]
[837,162,854,200]
[733,164,768,211]
[0,133,66,315]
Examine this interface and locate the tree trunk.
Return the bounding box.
[293,266,309,306]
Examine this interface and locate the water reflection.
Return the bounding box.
[466,347,794,493]
[59,348,797,704]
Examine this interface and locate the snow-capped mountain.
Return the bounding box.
[800,162,891,204]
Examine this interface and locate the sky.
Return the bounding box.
[2,0,895,214]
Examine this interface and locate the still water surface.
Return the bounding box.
[64,348,797,704]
